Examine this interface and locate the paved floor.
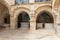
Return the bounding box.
[0,26,60,40]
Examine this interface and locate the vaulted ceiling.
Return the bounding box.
[0,2,9,17]
[54,0,60,10]
[0,0,10,9]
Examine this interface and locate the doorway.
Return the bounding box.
[17,12,30,29]
[36,11,54,29]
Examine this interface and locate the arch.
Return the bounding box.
[35,6,55,21]
[14,7,30,12]
[3,13,10,24]
[0,3,10,24]
[0,0,12,17]
[0,2,10,15]
[36,11,54,23]
[36,10,55,29]
[13,8,31,29]
[35,5,52,11]
[17,12,30,28]
[35,6,55,29]
[0,2,10,29]
[0,0,10,9]
[14,7,31,19]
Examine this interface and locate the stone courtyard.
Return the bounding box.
[0,0,60,40]
[0,26,60,40]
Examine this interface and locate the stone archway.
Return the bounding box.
[0,0,10,9]
[36,11,54,29]
[0,3,10,30]
[4,13,10,24]
[12,7,31,29]
[17,11,30,29]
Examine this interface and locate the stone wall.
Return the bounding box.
[0,0,60,32]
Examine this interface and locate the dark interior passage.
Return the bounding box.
[36,11,54,29]
[4,13,10,24]
[17,12,30,28]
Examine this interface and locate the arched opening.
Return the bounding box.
[0,3,10,30]
[36,11,54,29]
[4,13,10,24]
[17,12,30,29]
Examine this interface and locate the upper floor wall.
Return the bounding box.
[3,0,52,5]
[0,0,60,11]
[4,0,15,5]
[0,0,59,6]
[15,0,51,4]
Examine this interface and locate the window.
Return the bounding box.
[15,0,29,4]
[40,0,44,2]
[35,0,40,2]
[35,0,50,2]
[45,0,50,1]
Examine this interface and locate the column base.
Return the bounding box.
[30,21,36,31]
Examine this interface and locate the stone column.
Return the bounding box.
[10,16,16,29]
[30,15,36,31]
[30,5,36,31]
[9,7,17,29]
[0,12,4,25]
[53,11,60,34]
[0,13,1,25]
[30,21,36,31]
[54,15,57,34]
[56,8,60,34]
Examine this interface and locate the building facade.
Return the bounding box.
[0,0,60,33]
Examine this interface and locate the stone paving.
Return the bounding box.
[0,27,60,40]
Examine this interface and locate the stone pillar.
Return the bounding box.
[53,11,60,34]
[30,15,36,31]
[0,12,4,25]
[30,21,36,31]
[54,15,57,34]
[52,10,60,34]
[10,16,16,29]
[0,13,2,25]
[56,8,60,34]
[9,7,17,29]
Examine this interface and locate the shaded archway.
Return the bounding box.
[0,0,10,9]
[36,11,54,29]
[17,12,30,29]
[0,3,10,30]
[4,13,10,24]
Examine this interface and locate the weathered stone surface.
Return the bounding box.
[0,0,60,40]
